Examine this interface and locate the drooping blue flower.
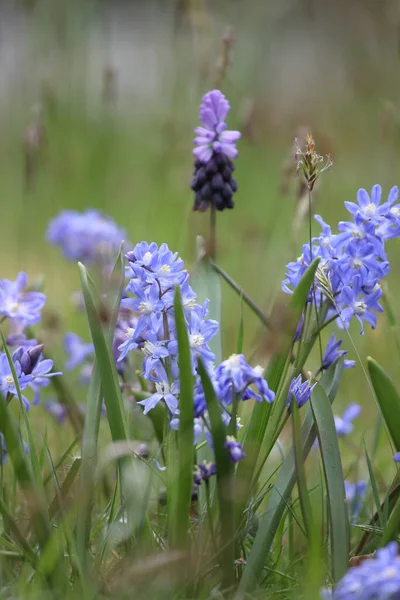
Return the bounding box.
[334,403,361,436]
[0,273,46,326]
[322,334,356,371]
[224,436,246,463]
[64,333,94,370]
[345,480,366,523]
[215,354,275,406]
[287,375,315,409]
[193,90,241,163]
[328,541,400,599]
[47,209,126,264]
[0,352,32,410]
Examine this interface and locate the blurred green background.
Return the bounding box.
[2,0,400,464]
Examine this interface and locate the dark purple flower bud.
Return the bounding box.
[224,436,246,463]
[20,344,44,375]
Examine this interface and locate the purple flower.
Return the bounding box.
[224,436,246,463]
[334,403,361,436]
[194,461,216,485]
[344,185,396,225]
[193,90,241,163]
[322,334,356,370]
[0,273,46,326]
[393,452,400,462]
[64,333,94,370]
[287,375,315,409]
[330,542,400,599]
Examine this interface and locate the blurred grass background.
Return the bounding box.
[1,0,400,468]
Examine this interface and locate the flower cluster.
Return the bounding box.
[47,209,126,264]
[191,90,240,212]
[283,185,400,336]
[323,542,400,599]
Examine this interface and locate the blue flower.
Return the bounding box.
[215,354,275,406]
[330,542,400,599]
[0,273,46,327]
[121,280,164,337]
[0,352,32,410]
[224,436,246,463]
[287,375,314,409]
[334,403,361,436]
[345,480,366,523]
[47,209,126,264]
[338,274,383,334]
[64,333,94,370]
[193,90,240,163]
[394,452,400,463]
[194,461,216,485]
[344,185,397,225]
[322,334,356,370]
[137,381,179,415]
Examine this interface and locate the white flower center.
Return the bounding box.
[321,237,330,248]
[391,206,400,217]
[184,298,197,310]
[354,301,367,314]
[190,334,205,348]
[364,203,376,217]
[253,365,264,377]
[352,258,363,270]
[139,301,153,314]
[384,567,398,579]
[351,230,363,239]
[155,381,170,395]
[10,302,19,313]
[5,375,14,386]
[160,265,171,274]
[225,354,241,370]
[143,252,152,265]
[125,327,135,339]
[143,341,157,356]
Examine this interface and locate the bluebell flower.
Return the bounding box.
[215,354,275,406]
[338,274,383,334]
[193,461,216,485]
[322,334,356,370]
[0,273,46,326]
[47,209,126,264]
[121,280,164,337]
[0,352,32,410]
[345,480,366,523]
[329,541,400,599]
[287,375,315,409]
[141,340,170,380]
[64,333,94,370]
[192,90,240,212]
[334,403,361,436]
[28,355,62,405]
[224,436,246,463]
[344,185,397,225]
[137,380,179,415]
[393,452,400,463]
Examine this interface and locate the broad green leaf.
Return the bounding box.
[167,287,194,549]
[78,261,128,443]
[236,358,344,597]
[197,357,234,590]
[367,357,400,451]
[291,399,314,540]
[77,244,126,567]
[310,383,349,582]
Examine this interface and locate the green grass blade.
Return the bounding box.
[367,356,400,451]
[197,357,234,590]
[310,383,349,582]
[364,441,383,529]
[236,358,343,598]
[291,399,314,540]
[167,286,194,549]
[78,261,128,442]
[191,247,222,364]
[237,291,244,355]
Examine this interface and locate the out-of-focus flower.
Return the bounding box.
[345,480,366,523]
[0,273,46,326]
[327,541,400,599]
[64,333,94,370]
[215,354,275,406]
[47,209,126,264]
[224,436,246,463]
[334,403,361,436]
[322,334,356,370]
